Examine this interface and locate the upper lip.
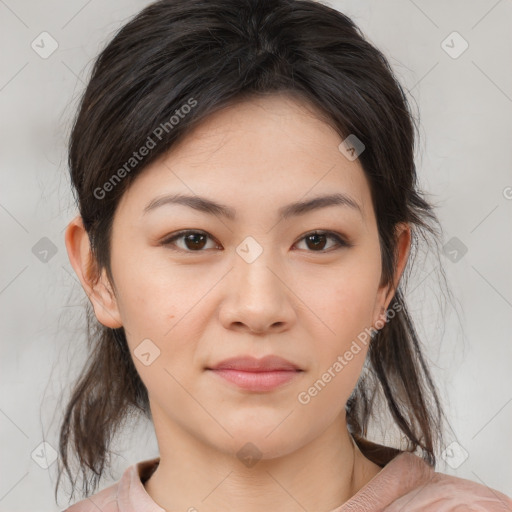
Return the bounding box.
[207,355,302,372]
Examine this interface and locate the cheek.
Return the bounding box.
[299,263,380,339]
[294,254,380,390]
[111,253,213,372]
[112,247,184,328]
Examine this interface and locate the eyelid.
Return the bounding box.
[160,229,222,252]
[160,229,352,253]
[293,230,352,251]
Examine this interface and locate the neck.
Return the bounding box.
[144,412,382,512]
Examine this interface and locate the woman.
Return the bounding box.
[58,0,512,510]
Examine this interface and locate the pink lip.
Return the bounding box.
[206,355,303,392]
[209,355,301,372]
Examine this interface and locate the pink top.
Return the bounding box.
[63,452,512,512]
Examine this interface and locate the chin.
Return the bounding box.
[204,422,313,463]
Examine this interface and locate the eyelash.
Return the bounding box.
[160,229,352,253]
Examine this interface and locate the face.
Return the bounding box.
[80,93,408,460]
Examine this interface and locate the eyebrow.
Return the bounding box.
[143,192,363,220]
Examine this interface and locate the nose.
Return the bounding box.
[218,249,296,335]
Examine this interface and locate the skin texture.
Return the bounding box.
[65,92,411,512]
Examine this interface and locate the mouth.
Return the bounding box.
[206,355,304,392]
[207,368,303,392]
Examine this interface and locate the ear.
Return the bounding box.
[372,222,411,331]
[64,215,123,328]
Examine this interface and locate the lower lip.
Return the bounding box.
[208,369,301,392]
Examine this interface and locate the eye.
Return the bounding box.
[293,230,351,252]
[161,229,351,253]
[161,230,220,252]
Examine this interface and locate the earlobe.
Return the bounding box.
[64,215,123,329]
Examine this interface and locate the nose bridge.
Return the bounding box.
[233,235,282,297]
[219,235,294,332]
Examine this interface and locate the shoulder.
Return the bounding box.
[386,468,512,511]
[61,457,160,512]
[62,482,119,512]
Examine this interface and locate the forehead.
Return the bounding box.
[117,93,374,225]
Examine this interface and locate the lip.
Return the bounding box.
[206,355,303,392]
[209,355,301,372]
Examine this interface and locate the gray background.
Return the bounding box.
[1,0,511,510]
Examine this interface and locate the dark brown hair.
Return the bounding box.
[56,0,452,504]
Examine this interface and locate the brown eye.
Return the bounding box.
[161,230,218,252]
[295,231,350,252]
[305,233,328,250]
[182,232,207,250]
[161,229,350,253]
